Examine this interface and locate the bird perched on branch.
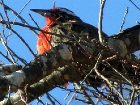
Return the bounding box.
[31,7,107,55]
[31,7,107,87]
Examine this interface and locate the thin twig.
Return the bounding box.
[129,0,140,11]
[0,51,13,63]
[98,0,106,44]
[13,0,32,23]
[29,14,40,29]
[47,93,62,105]
[58,86,90,96]
[36,97,45,105]
[1,30,27,64]
[93,53,128,105]
[0,2,26,23]
[8,85,11,99]
[0,18,36,58]
[0,34,16,64]
[0,1,38,35]
[80,51,103,85]
[75,98,94,104]
[0,37,27,64]
[66,52,103,105]
[0,14,36,58]
[0,13,29,64]
[46,93,55,105]
[66,92,76,105]
[9,28,36,58]
[129,87,135,105]
[120,84,124,98]
[1,0,10,27]
[120,7,129,32]
[9,0,32,36]
[105,61,132,85]
[64,91,71,100]
[75,83,95,105]
[8,46,27,64]
[94,87,119,104]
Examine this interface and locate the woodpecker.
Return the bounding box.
[31,7,107,87]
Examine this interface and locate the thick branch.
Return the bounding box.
[0,65,80,104]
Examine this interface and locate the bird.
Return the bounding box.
[31,7,107,87]
[31,7,107,55]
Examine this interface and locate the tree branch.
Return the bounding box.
[98,0,106,44]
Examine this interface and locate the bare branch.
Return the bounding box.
[0,34,16,64]
[129,0,140,11]
[105,61,132,85]
[9,0,32,36]
[98,0,106,44]
[0,51,13,63]
[129,87,135,105]
[46,93,62,105]
[93,53,128,104]
[75,83,95,105]
[0,1,39,36]
[13,0,32,22]
[120,7,129,32]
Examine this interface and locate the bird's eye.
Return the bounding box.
[44,13,47,16]
[43,12,51,16]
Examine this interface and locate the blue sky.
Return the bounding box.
[0,0,140,104]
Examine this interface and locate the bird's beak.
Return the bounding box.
[30,9,52,17]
